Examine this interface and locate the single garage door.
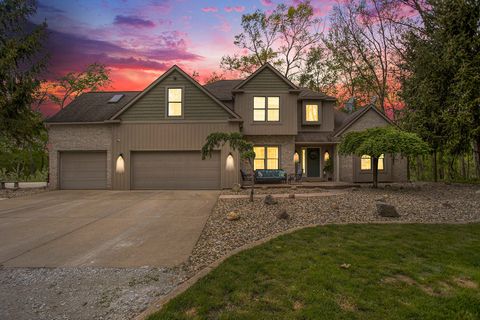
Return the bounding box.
[131,151,221,190]
[60,151,107,189]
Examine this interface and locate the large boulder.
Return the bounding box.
[264,194,278,205]
[277,209,290,220]
[376,202,400,217]
[231,183,241,192]
[226,211,240,221]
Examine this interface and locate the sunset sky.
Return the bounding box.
[32,0,335,114]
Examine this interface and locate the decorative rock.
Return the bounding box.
[289,193,295,199]
[331,203,339,210]
[442,201,453,208]
[475,189,480,194]
[376,202,400,217]
[340,263,351,269]
[231,183,241,192]
[226,211,240,221]
[264,194,277,205]
[277,209,290,220]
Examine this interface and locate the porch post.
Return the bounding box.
[335,144,340,182]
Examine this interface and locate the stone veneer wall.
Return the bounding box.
[47,124,113,189]
[243,135,296,175]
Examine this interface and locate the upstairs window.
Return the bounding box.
[253,146,279,170]
[305,104,319,122]
[360,154,385,171]
[167,88,183,117]
[253,96,280,122]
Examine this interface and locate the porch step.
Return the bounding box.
[244,182,359,190]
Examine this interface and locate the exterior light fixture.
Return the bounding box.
[116,154,125,173]
[324,151,330,161]
[293,152,300,163]
[226,153,235,171]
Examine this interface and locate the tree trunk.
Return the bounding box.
[461,155,467,180]
[416,155,422,180]
[474,139,480,179]
[438,151,444,180]
[248,159,255,202]
[372,157,379,188]
[432,150,438,182]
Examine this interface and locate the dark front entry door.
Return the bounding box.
[307,148,320,177]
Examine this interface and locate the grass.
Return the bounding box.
[147,224,480,320]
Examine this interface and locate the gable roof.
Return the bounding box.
[203,80,243,101]
[46,91,140,123]
[299,87,336,101]
[110,65,241,120]
[232,63,299,91]
[333,104,394,137]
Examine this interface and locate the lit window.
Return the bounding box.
[305,104,319,122]
[324,151,330,161]
[254,146,279,170]
[361,155,371,171]
[253,96,280,122]
[378,154,385,171]
[167,88,182,117]
[360,154,385,171]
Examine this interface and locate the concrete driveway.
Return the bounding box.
[0,190,218,267]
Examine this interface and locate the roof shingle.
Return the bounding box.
[46,91,140,123]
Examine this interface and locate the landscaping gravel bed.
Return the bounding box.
[184,183,480,275]
[0,187,47,199]
[0,266,185,320]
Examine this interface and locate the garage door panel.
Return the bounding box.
[131,151,220,189]
[60,152,107,190]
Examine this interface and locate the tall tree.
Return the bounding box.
[325,0,402,113]
[0,0,47,145]
[400,0,480,179]
[48,63,111,109]
[221,0,322,80]
[298,45,338,95]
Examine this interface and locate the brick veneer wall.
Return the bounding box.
[47,124,113,189]
[243,135,296,175]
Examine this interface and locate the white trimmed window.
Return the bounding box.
[254,146,279,170]
[167,88,183,117]
[253,96,280,122]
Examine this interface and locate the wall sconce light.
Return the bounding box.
[293,152,300,163]
[116,154,125,173]
[226,153,235,171]
[324,151,330,161]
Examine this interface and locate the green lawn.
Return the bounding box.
[148,224,480,320]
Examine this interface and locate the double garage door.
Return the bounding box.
[131,151,220,190]
[59,151,220,190]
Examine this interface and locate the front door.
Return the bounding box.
[306,148,320,177]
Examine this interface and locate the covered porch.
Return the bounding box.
[294,142,341,182]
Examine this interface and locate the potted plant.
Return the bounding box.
[323,157,334,181]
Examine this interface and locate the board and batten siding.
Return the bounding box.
[240,67,292,91]
[112,122,240,190]
[119,70,232,121]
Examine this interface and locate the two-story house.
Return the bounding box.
[46,64,407,190]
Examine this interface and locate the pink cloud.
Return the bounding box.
[202,7,218,12]
[260,0,273,6]
[225,6,245,12]
[114,15,155,28]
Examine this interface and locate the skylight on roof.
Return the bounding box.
[108,94,124,103]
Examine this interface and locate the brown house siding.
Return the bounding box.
[240,67,292,91]
[297,100,335,133]
[111,122,240,189]
[120,70,232,121]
